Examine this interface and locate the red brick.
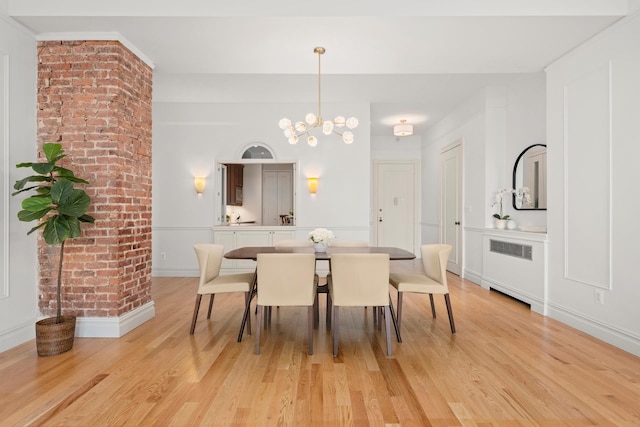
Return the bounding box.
[37,40,152,320]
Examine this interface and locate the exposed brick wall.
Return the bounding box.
[37,40,153,318]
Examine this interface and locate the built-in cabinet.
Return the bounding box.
[226,164,244,206]
[213,227,295,271]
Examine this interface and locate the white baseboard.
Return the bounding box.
[75,301,156,338]
[152,268,199,277]
[463,269,482,286]
[0,320,36,353]
[547,303,640,358]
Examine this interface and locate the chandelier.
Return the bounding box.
[278,47,358,146]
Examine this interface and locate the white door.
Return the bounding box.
[440,143,462,275]
[262,170,293,226]
[262,171,279,225]
[374,161,418,253]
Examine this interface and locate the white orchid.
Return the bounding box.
[491,188,515,220]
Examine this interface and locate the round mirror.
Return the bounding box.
[512,144,547,210]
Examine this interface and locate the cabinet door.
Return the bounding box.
[272,230,296,245]
[226,165,244,206]
[214,231,236,269]
[236,231,271,269]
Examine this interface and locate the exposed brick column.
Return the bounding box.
[37,40,153,319]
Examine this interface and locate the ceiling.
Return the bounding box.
[5,0,630,137]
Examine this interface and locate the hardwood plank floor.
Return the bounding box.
[1,262,639,426]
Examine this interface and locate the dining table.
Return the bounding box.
[224,245,416,343]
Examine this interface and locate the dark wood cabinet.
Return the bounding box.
[226,164,244,206]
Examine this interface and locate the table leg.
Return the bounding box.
[237,271,257,343]
[388,294,402,343]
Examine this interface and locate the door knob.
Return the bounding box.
[454,221,460,225]
[379,217,383,222]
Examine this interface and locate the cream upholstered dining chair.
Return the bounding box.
[327,240,369,248]
[274,239,313,248]
[327,253,392,357]
[255,253,318,355]
[389,244,455,334]
[191,244,255,335]
[322,239,369,327]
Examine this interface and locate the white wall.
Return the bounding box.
[0,14,38,352]
[546,12,640,356]
[152,101,371,276]
[421,76,547,285]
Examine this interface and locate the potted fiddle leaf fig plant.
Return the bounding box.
[12,142,94,356]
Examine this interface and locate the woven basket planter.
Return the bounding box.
[35,316,76,357]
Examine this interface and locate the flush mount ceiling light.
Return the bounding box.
[393,119,413,137]
[279,47,358,146]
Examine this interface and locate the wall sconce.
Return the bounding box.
[194,177,206,197]
[307,177,318,195]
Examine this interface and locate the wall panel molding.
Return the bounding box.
[563,61,612,290]
[1,51,9,300]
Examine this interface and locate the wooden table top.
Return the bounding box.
[224,246,416,261]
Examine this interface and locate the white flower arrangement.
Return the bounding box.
[491,188,514,220]
[309,228,335,243]
[491,187,532,219]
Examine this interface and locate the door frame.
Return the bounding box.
[372,159,420,254]
[440,140,463,275]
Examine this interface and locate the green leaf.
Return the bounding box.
[502,215,510,220]
[66,216,82,238]
[55,167,76,178]
[493,214,501,219]
[17,208,51,222]
[50,180,74,204]
[42,215,71,245]
[57,189,90,218]
[12,175,50,192]
[26,222,46,236]
[22,195,52,212]
[43,143,63,163]
[79,214,95,223]
[16,162,34,168]
[32,162,55,175]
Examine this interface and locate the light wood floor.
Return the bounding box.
[1,262,639,426]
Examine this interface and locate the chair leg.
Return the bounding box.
[190,294,202,335]
[384,305,392,356]
[396,292,403,332]
[429,294,436,318]
[326,293,332,330]
[313,297,319,328]
[373,305,378,326]
[378,307,382,331]
[444,294,456,333]
[333,306,340,357]
[307,306,314,355]
[206,294,215,319]
[255,305,263,354]
[244,292,252,336]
